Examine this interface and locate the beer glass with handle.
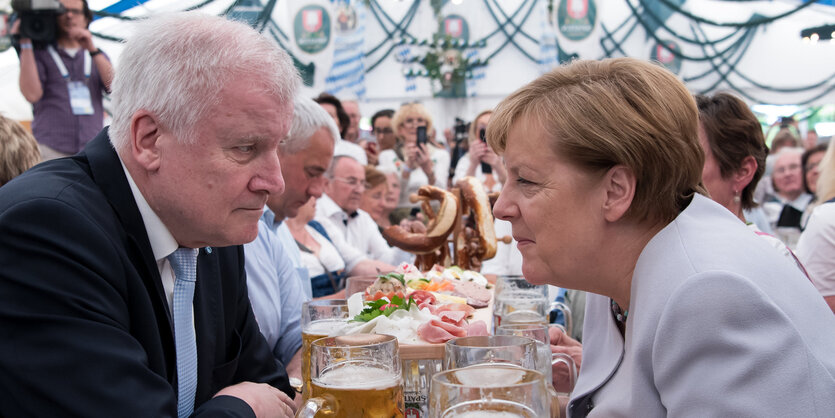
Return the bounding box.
[443,335,538,371]
[429,364,550,418]
[301,300,349,400]
[495,324,577,396]
[298,334,405,418]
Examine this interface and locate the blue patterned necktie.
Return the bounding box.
[168,247,199,417]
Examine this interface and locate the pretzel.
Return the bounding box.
[381,185,459,254]
[453,177,497,269]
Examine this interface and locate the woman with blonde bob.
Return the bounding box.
[489,57,835,417]
[378,102,450,221]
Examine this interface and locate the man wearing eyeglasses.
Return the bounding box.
[316,155,416,266]
[13,0,113,160]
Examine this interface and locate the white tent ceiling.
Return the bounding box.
[1,0,833,126]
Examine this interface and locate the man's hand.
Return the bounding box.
[549,326,582,394]
[214,381,296,418]
[67,27,96,52]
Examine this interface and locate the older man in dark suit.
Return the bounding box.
[0,13,300,417]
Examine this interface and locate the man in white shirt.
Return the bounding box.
[316,155,416,266]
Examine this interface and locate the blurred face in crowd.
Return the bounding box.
[397,112,427,145]
[384,172,400,212]
[361,182,388,221]
[147,80,290,247]
[326,157,366,214]
[319,103,342,135]
[772,151,804,197]
[697,123,735,210]
[58,0,89,35]
[343,101,361,143]
[805,150,825,195]
[269,127,334,220]
[373,116,396,151]
[470,113,492,144]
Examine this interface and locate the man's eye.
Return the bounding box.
[516,176,535,186]
[236,145,254,153]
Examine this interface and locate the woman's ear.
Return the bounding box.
[602,165,637,223]
[734,155,758,193]
[130,110,164,172]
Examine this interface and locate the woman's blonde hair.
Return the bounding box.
[488,58,705,224]
[0,115,41,187]
[469,110,493,144]
[816,140,835,203]
[391,103,434,141]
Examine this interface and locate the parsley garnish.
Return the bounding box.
[352,294,414,322]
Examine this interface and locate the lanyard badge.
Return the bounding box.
[48,46,94,116]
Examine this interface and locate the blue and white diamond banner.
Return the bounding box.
[324,0,367,98]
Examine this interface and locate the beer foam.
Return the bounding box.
[305,319,347,336]
[446,411,526,418]
[317,363,400,389]
[452,367,528,387]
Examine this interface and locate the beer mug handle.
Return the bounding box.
[549,301,573,338]
[296,395,336,418]
[551,352,577,395]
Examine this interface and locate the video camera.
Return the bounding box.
[11,0,65,43]
[453,117,469,144]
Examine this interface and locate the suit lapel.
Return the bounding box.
[84,129,176,369]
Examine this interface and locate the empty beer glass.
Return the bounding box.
[298,334,404,418]
[301,299,349,399]
[493,290,572,337]
[495,324,577,396]
[429,364,550,418]
[443,335,538,371]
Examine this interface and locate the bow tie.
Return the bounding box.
[343,211,359,226]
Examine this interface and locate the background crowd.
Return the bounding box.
[1,4,835,418]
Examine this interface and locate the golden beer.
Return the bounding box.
[302,319,346,399]
[310,363,404,418]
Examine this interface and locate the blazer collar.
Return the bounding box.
[568,293,626,416]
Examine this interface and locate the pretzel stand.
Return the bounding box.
[380,176,509,417]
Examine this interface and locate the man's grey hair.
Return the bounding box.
[326,155,359,179]
[281,96,339,155]
[109,12,300,150]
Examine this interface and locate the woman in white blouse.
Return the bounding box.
[285,197,347,298]
[377,103,450,223]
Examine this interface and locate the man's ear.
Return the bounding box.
[130,110,164,172]
[602,165,636,223]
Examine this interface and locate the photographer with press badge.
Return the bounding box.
[11,0,112,160]
[452,110,507,193]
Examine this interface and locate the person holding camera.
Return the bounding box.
[452,110,507,193]
[13,0,113,160]
[378,102,450,223]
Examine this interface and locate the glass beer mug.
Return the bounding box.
[443,335,539,371]
[493,290,572,337]
[298,334,405,418]
[301,300,349,400]
[495,324,577,396]
[430,364,550,418]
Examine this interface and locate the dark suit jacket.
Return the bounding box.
[0,129,292,417]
